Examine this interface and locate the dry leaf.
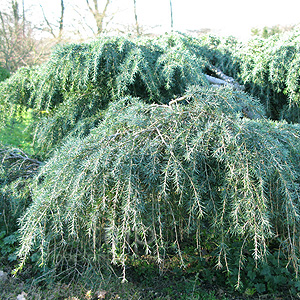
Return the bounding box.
[95,290,107,299]
[16,291,27,300]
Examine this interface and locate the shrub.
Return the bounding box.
[0,34,211,157]
[0,66,9,82]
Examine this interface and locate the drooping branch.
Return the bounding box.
[0,148,42,180]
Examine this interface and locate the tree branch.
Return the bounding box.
[93,0,98,12]
[85,0,95,17]
[39,4,56,38]
[0,148,42,180]
[85,0,111,34]
[206,64,245,91]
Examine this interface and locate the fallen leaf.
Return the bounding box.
[95,290,107,299]
[16,291,27,300]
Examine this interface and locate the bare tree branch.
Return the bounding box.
[0,3,37,71]
[39,1,65,39]
[93,0,98,12]
[39,4,56,38]
[0,148,42,180]
[85,0,95,17]
[85,0,111,35]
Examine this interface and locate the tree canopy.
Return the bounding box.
[1,32,300,291]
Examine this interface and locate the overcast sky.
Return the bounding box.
[128,0,300,38]
[5,0,300,39]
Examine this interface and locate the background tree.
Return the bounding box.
[40,0,65,40]
[0,0,37,72]
[85,0,111,35]
[133,0,140,36]
[169,0,173,31]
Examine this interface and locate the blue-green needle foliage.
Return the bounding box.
[212,27,300,122]
[1,32,300,289]
[17,87,300,286]
[0,34,209,157]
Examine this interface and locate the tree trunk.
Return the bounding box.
[85,0,110,35]
[58,0,64,39]
[22,0,25,36]
[12,0,19,29]
[169,0,173,31]
[206,64,245,91]
[40,0,64,39]
[133,0,140,36]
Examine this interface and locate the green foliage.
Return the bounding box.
[17,87,300,289]
[1,32,300,295]
[0,147,40,240]
[0,67,35,111]
[0,231,18,263]
[197,34,241,79]
[0,34,209,157]
[0,148,38,268]
[196,28,300,123]
[0,110,34,154]
[227,250,300,295]
[176,244,300,297]
[0,66,10,82]
[216,27,300,122]
[0,67,36,154]
[251,25,295,39]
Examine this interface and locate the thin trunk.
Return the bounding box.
[86,0,110,35]
[133,0,140,36]
[58,0,64,38]
[0,12,11,71]
[22,0,25,35]
[40,0,65,39]
[12,0,19,29]
[169,0,173,31]
[40,4,56,38]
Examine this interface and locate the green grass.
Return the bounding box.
[0,110,34,154]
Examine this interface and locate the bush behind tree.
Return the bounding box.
[210,27,300,122]
[0,66,9,82]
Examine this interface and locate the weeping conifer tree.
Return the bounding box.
[17,87,300,286]
[0,33,300,288]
